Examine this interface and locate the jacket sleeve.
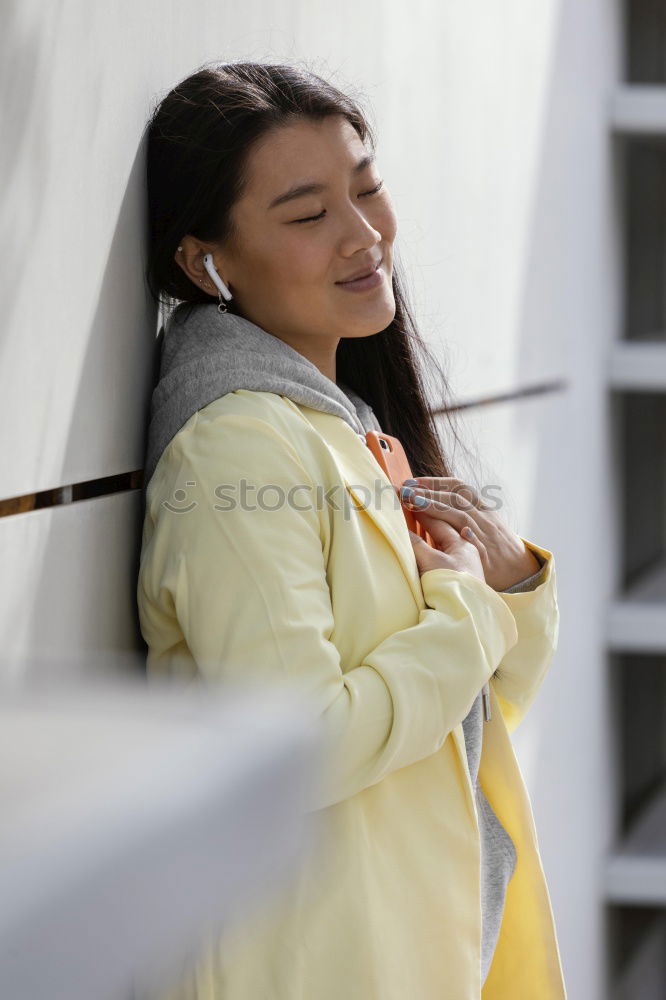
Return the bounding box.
[150,411,520,811]
[490,538,560,734]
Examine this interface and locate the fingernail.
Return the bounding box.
[402,478,418,487]
[399,486,415,500]
[412,495,429,508]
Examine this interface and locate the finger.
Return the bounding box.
[417,481,485,509]
[460,525,488,567]
[401,491,481,534]
[407,477,490,510]
[461,524,487,553]
[409,487,483,517]
[407,528,427,545]
[410,515,486,563]
[407,476,468,492]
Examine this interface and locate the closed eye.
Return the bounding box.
[291,179,385,224]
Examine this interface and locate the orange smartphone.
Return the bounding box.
[365,430,434,546]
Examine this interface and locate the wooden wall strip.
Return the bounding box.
[0,380,566,518]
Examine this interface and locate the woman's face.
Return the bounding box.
[208,115,398,366]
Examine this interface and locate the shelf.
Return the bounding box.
[611,86,666,134]
[608,558,666,652]
[608,342,666,389]
[606,779,666,904]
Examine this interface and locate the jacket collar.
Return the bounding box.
[144,303,380,492]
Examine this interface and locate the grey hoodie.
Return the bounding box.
[143,302,546,984]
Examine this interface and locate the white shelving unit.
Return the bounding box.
[607,341,666,389]
[608,558,666,652]
[605,3,666,995]
[606,779,666,904]
[611,85,666,134]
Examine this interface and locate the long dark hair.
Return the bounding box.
[144,60,473,480]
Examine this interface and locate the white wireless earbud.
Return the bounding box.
[202,253,233,301]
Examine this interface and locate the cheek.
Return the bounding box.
[260,233,330,287]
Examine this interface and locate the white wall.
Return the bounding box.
[1,1,622,996]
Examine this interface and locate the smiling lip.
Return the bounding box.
[334,262,384,294]
[336,256,383,284]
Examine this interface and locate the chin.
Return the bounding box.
[366,294,396,329]
[342,304,396,339]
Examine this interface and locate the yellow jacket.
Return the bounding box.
[137,387,567,999]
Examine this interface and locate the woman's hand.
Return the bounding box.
[400,477,542,591]
[407,525,486,584]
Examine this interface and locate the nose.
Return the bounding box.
[339,215,383,259]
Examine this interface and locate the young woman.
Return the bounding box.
[137,61,566,999]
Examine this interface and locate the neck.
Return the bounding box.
[279,334,339,385]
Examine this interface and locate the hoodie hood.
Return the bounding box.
[143,302,382,492]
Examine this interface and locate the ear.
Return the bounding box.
[174,235,215,293]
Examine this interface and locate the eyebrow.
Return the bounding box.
[267,153,376,210]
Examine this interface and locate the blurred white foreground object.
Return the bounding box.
[0,660,322,1000]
